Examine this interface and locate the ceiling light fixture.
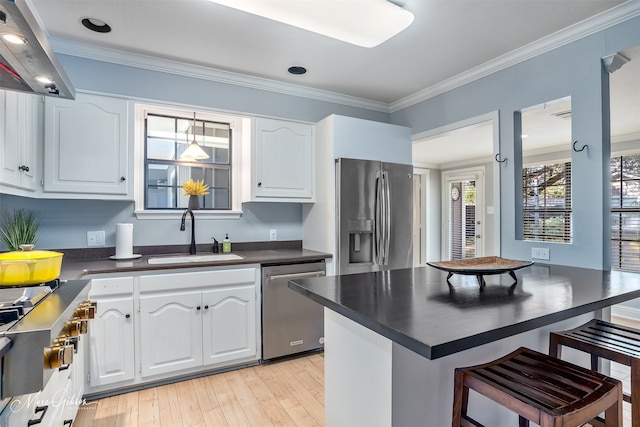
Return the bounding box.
[180,113,210,161]
[208,0,414,48]
[35,75,54,85]
[1,33,28,45]
[81,17,112,33]
[288,66,307,75]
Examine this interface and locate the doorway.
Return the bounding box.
[412,112,498,262]
[442,168,485,260]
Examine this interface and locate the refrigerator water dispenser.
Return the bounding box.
[348,219,374,264]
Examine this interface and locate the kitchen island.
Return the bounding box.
[289,264,640,427]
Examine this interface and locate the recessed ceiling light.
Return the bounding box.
[81,17,112,33]
[35,75,54,84]
[288,66,307,75]
[1,33,28,45]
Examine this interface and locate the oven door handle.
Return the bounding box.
[27,405,48,426]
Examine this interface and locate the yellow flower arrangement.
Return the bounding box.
[181,179,210,196]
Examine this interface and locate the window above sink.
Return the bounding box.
[133,103,247,220]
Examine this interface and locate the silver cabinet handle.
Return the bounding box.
[267,271,326,282]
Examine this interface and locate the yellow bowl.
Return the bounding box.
[0,250,63,286]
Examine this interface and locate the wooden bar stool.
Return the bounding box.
[452,347,622,427]
[550,319,640,426]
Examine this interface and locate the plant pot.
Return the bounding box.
[188,195,200,210]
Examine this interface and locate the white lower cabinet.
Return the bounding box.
[139,267,259,379]
[203,284,256,365]
[88,277,135,388]
[139,290,203,377]
[86,266,260,395]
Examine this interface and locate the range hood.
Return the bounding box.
[0,0,75,99]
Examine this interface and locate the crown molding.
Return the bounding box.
[51,0,640,116]
[389,0,640,113]
[50,38,390,113]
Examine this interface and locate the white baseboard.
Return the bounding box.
[612,304,640,321]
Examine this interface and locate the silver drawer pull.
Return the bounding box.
[268,271,325,281]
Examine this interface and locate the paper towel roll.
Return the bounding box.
[115,223,134,259]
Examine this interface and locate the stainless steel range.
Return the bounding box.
[0,279,94,423]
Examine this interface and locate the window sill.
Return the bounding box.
[134,209,243,220]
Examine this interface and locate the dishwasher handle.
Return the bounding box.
[267,271,326,282]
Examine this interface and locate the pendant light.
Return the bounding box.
[180,112,210,160]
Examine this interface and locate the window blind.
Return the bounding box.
[522,162,572,243]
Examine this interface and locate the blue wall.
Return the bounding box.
[0,55,391,251]
[391,15,640,270]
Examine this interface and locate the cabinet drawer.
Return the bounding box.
[90,276,134,296]
[139,267,257,292]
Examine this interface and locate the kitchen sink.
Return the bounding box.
[147,253,244,265]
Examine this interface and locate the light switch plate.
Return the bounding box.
[269,229,277,241]
[87,230,105,247]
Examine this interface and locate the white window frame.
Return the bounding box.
[133,103,248,219]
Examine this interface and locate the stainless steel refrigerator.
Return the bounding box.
[336,158,413,275]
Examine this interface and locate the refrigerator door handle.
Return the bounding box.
[375,170,383,265]
[383,170,391,265]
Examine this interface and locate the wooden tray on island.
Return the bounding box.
[427,256,533,288]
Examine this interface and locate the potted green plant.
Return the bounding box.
[0,209,40,251]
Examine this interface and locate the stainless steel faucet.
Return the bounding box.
[180,209,196,254]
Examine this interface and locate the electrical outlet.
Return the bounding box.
[269,229,277,241]
[531,247,550,260]
[87,230,105,247]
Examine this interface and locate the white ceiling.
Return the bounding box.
[31,0,629,105]
[28,0,639,167]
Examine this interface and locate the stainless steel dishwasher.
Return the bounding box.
[262,261,326,360]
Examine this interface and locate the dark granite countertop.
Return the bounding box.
[288,264,640,360]
[59,244,331,280]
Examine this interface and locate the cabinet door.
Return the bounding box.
[44,93,129,196]
[0,90,20,186]
[140,290,203,377]
[202,284,257,366]
[88,295,135,387]
[0,91,38,190]
[19,94,38,190]
[253,118,314,200]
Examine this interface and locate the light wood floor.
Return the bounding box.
[74,317,640,427]
[73,352,324,427]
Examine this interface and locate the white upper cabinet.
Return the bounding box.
[0,90,39,191]
[44,93,131,197]
[244,117,314,202]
